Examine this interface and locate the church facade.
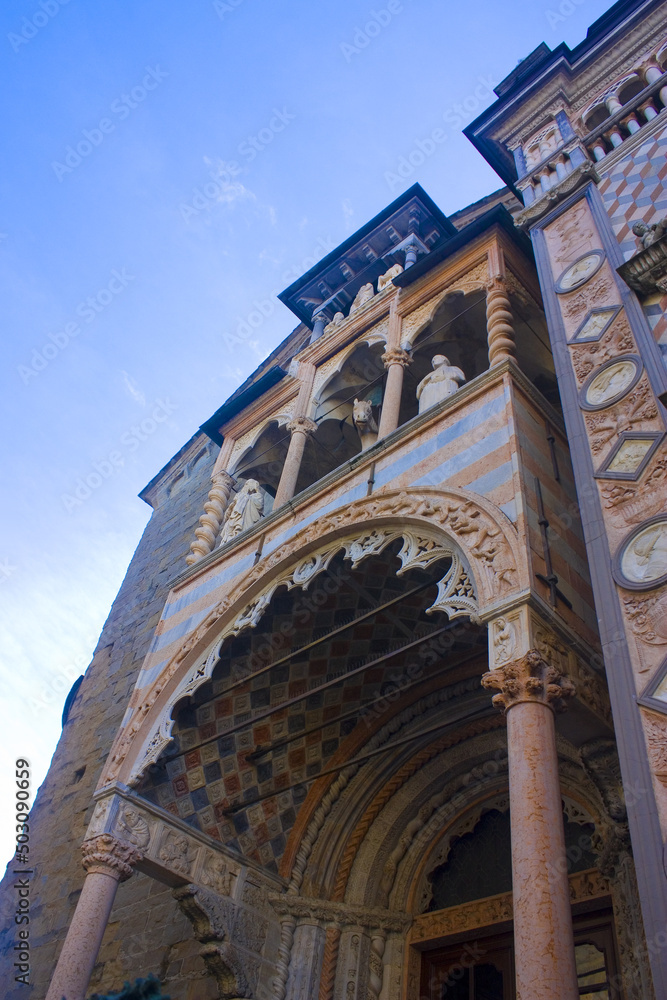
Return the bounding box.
[3,2,667,998]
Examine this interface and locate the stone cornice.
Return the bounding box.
[268,893,412,932]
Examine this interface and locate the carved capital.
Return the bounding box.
[481,649,575,714]
[381,348,411,369]
[81,833,142,881]
[287,416,318,436]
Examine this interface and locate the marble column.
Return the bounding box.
[310,312,327,344]
[186,470,236,564]
[285,920,326,1000]
[485,276,516,365]
[377,348,411,439]
[273,416,318,508]
[45,835,142,1000]
[482,650,578,1000]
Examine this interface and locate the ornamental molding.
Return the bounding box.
[267,893,411,933]
[585,378,660,454]
[103,488,524,788]
[409,868,609,944]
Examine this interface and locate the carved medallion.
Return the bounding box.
[579,355,643,411]
[613,516,667,591]
[555,251,605,293]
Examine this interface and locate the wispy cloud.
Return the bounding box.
[122,371,146,406]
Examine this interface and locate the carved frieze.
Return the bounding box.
[585,380,659,453]
[409,868,609,943]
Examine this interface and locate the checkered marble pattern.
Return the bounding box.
[598,122,667,262]
[137,543,485,872]
[598,121,667,362]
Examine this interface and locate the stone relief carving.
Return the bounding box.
[616,518,667,588]
[641,709,667,784]
[80,834,142,881]
[582,357,642,409]
[546,203,595,266]
[200,855,233,895]
[560,276,614,320]
[108,489,519,787]
[492,617,516,665]
[116,804,151,849]
[602,458,667,524]
[428,554,478,621]
[159,831,198,877]
[623,593,667,646]
[352,398,379,451]
[571,327,635,383]
[585,381,658,452]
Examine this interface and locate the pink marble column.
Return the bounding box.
[482,650,578,1000]
[46,834,142,1000]
[273,416,317,508]
[377,348,411,439]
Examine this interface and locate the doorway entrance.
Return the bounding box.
[419,909,618,999]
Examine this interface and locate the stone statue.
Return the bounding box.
[219,479,264,544]
[352,398,379,451]
[416,355,465,414]
[349,282,375,315]
[377,263,403,292]
[632,218,667,250]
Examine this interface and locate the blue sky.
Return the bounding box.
[0,0,614,863]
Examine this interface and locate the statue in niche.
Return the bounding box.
[352,398,379,451]
[349,282,375,315]
[219,479,264,545]
[632,218,667,250]
[416,355,466,414]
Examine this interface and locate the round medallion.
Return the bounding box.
[579,354,643,411]
[555,250,605,293]
[613,515,667,591]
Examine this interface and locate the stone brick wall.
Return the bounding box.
[0,433,219,1000]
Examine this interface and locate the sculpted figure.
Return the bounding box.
[349,282,375,315]
[377,263,403,292]
[219,479,264,544]
[352,398,379,451]
[632,218,667,250]
[324,311,345,335]
[416,355,465,414]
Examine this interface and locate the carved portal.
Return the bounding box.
[105,488,523,788]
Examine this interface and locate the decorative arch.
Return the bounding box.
[101,487,526,791]
[400,267,489,350]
